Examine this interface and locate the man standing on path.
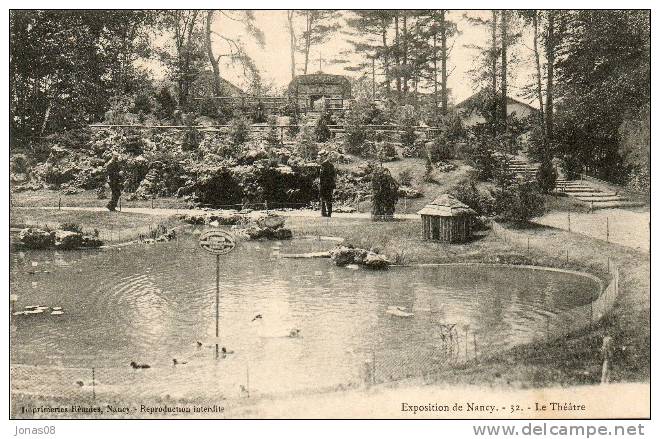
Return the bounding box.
[318,149,336,217]
[105,154,123,212]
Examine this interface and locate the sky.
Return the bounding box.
[158,10,541,107]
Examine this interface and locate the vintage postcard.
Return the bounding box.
[7,6,651,426]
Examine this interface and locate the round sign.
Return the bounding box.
[199,229,236,255]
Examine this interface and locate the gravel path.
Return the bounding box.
[533,208,650,253]
[36,206,421,220]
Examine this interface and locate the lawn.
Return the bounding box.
[10,207,178,244]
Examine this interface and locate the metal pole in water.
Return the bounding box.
[216,254,220,360]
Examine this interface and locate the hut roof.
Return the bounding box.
[418,195,476,217]
[287,72,351,95]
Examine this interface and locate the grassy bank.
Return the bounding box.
[10,207,179,244]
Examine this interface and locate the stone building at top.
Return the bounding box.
[287,73,352,112]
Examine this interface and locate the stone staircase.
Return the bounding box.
[502,154,645,210]
[507,157,540,181]
[554,178,645,209]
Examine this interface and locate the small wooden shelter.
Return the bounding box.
[418,195,476,243]
[287,73,351,112]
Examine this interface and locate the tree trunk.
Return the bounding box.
[402,14,408,97]
[381,25,390,96]
[440,10,448,115]
[545,11,555,146]
[500,10,508,133]
[205,11,222,96]
[491,11,498,135]
[287,11,297,80]
[433,32,438,112]
[532,11,546,144]
[394,13,401,99]
[372,56,376,100]
[303,12,312,75]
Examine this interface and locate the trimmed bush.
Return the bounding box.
[371,166,399,221]
[536,159,557,194]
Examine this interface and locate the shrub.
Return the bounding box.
[561,153,582,180]
[10,154,30,176]
[295,126,319,160]
[398,105,417,147]
[371,166,399,221]
[182,127,203,151]
[536,159,557,194]
[344,106,367,154]
[315,110,332,142]
[450,180,494,216]
[122,131,146,155]
[155,87,177,120]
[132,93,153,115]
[397,168,414,187]
[466,140,496,181]
[265,116,280,147]
[492,182,545,224]
[230,115,250,146]
[58,222,83,233]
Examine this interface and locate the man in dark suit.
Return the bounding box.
[318,150,336,217]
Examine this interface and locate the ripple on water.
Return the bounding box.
[10,231,599,396]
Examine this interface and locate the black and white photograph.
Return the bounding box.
[5,3,653,429]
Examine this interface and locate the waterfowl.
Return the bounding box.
[50,310,64,316]
[130,361,150,369]
[251,314,263,322]
[196,341,203,347]
[288,328,301,338]
[76,380,84,387]
[172,358,187,366]
[386,306,414,318]
[221,347,234,355]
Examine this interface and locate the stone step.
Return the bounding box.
[575,196,626,202]
[587,200,646,209]
[566,192,619,198]
[557,187,599,196]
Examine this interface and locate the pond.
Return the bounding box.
[10,228,600,398]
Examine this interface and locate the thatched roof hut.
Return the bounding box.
[418,195,476,243]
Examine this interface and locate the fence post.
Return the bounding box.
[546,315,550,340]
[568,212,571,232]
[58,196,61,211]
[246,364,250,398]
[372,350,376,386]
[606,217,610,243]
[527,237,530,254]
[92,367,96,400]
[473,333,477,362]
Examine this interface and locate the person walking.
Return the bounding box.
[318,150,336,217]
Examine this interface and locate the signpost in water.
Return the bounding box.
[199,229,237,359]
